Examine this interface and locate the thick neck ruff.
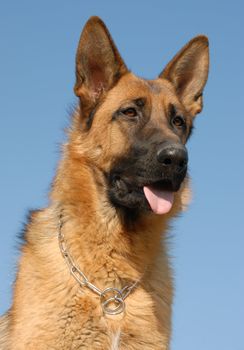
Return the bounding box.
[58,213,141,316]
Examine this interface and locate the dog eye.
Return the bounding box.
[122,107,137,118]
[172,116,185,127]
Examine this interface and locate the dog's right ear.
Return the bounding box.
[74,17,128,110]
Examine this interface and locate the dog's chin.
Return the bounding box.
[108,178,149,211]
[108,176,184,214]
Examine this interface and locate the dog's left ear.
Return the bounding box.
[74,16,128,109]
[160,36,209,117]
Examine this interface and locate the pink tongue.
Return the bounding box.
[143,186,174,215]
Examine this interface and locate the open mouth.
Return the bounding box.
[109,174,183,215]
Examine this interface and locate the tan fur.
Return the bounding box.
[0,16,209,349]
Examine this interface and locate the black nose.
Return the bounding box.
[157,142,188,173]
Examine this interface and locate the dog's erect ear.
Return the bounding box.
[74,16,128,107]
[160,36,209,117]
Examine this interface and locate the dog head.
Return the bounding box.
[72,16,209,215]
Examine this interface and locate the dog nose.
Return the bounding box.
[156,143,188,173]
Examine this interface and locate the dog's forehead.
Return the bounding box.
[106,73,180,107]
[145,78,174,95]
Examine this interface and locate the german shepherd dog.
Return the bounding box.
[0,16,209,349]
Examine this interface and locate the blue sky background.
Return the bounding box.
[0,1,243,349]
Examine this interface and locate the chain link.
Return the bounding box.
[58,214,139,315]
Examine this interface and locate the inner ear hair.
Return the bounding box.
[74,16,128,108]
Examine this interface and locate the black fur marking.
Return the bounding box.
[107,137,187,213]
[85,100,105,130]
[134,98,146,107]
[168,103,177,118]
[194,92,203,101]
[86,107,98,130]
[168,103,190,139]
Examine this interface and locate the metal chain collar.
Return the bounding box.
[58,215,139,316]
